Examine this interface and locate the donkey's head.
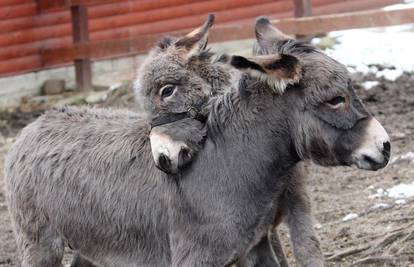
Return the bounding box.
[250,17,390,170]
[135,15,302,173]
[135,14,233,119]
[135,14,228,173]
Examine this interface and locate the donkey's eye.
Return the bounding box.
[326,96,346,108]
[159,85,176,98]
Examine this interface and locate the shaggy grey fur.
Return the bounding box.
[5,17,390,267]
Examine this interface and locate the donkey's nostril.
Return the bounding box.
[158,153,172,174]
[383,141,391,154]
[178,148,191,169]
[382,141,391,162]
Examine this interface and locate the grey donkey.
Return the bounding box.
[5,52,306,266]
[6,18,391,267]
[139,17,321,267]
[138,16,391,267]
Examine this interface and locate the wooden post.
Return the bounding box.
[71,5,92,91]
[293,0,312,17]
[293,0,312,40]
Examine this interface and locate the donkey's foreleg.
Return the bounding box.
[284,183,323,267]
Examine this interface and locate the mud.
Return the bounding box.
[0,72,413,266]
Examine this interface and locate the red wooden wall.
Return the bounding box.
[0,0,402,77]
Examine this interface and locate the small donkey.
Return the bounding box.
[139,16,319,267]
[139,16,391,267]
[5,53,311,267]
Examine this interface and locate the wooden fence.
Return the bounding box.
[1,0,413,90]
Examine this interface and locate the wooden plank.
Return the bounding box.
[293,0,312,17]
[37,0,117,11]
[0,55,41,75]
[0,3,36,20]
[274,5,414,35]
[37,0,206,11]
[71,5,92,91]
[312,0,403,16]
[0,0,31,7]
[36,0,66,11]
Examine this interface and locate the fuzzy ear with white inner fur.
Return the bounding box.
[229,54,302,94]
[175,13,215,58]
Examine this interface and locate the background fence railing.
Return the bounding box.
[1,0,412,90]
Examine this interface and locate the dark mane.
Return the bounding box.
[156,36,175,50]
[254,39,320,56]
[206,91,239,140]
[279,40,319,54]
[206,75,258,140]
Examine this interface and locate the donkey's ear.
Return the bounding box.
[255,16,293,51]
[175,14,215,58]
[230,54,302,94]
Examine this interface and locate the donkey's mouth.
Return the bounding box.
[351,142,390,171]
[350,117,391,171]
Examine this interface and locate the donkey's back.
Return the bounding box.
[5,106,171,267]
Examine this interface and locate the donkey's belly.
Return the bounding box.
[64,225,171,267]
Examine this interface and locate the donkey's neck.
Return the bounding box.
[170,89,297,264]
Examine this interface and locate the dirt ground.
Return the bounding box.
[0,71,413,266]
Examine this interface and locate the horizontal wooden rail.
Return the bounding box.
[37,0,208,11]
[275,5,414,35]
[312,0,401,15]
[37,0,119,11]
[0,2,36,20]
[0,0,31,8]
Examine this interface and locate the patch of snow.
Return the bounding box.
[401,152,414,161]
[342,213,359,222]
[395,199,407,205]
[314,223,323,230]
[371,203,391,210]
[311,37,320,45]
[387,182,414,199]
[362,80,379,90]
[391,151,414,164]
[370,188,385,198]
[109,83,122,91]
[376,69,404,81]
[369,182,414,199]
[324,26,414,75]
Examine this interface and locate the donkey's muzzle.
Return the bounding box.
[351,118,391,171]
[150,130,189,174]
